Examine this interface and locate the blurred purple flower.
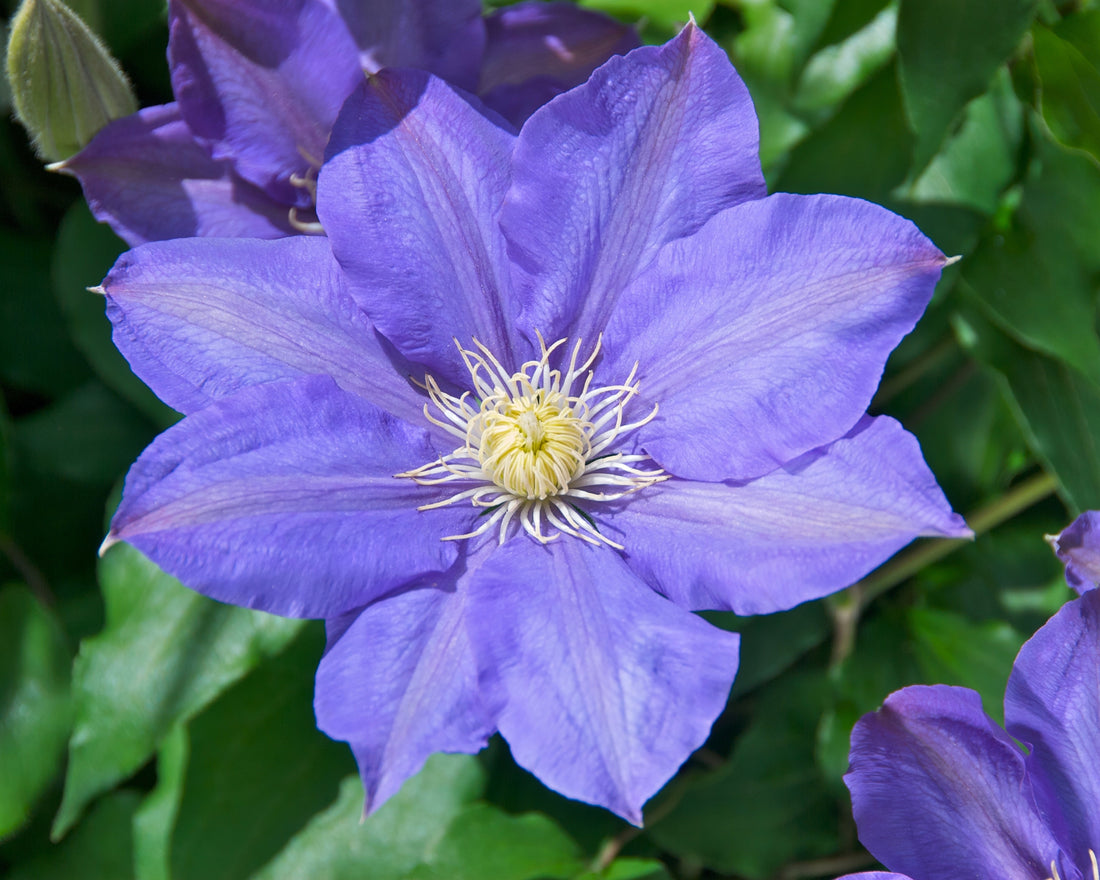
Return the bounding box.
[55,0,637,245]
[1048,511,1100,593]
[99,26,967,822]
[840,588,1100,880]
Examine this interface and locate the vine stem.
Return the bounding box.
[829,470,1060,667]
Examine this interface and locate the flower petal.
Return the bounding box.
[609,416,968,614]
[503,23,765,345]
[479,2,639,126]
[1048,510,1100,593]
[58,103,293,245]
[321,68,519,381]
[1005,589,1100,865]
[101,236,426,424]
[467,538,739,824]
[315,577,497,814]
[108,376,465,618]
[605,193,948,482]
[320,0,484,92]
[845,685,1062,880]
[168,0,362,203]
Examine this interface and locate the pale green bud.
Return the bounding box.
[5,0,137,161]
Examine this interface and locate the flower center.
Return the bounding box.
[1047,849,1099,880]
[398,335,665,548]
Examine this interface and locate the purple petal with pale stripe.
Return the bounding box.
[504,24,764,345]
[108,376,465,618]
[467,539,739,824]
[479,2,639,126]
[845,685,1063,880]
[59,104,293,245]
[1005,589,1100,867]
[101,235,426,424]
[606,193,948,482]
[320,0,484,92]
[1049,511,1100,593]
[316,576,497,814]
[321,69,519,382]
[169,0,362,204]
[610,416,969,615]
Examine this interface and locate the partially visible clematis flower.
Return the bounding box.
[839,585,1100,880]
[1047,511,1100,593]
[97,26,968,822]
[52,0,637,246]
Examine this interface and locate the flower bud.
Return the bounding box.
[5,0,137,161]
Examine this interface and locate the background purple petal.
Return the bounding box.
[503,23,765,346]
[845,685,1062,880]
[1049,510,1100,592]
[605,193,948,482]
[479,2,639,127]
[467,539,739,825]
[609,416,969,615]
[316,577,497,814]
[320,0,484,92]
[108,376,466,618]
[1005,589,1100,866]
[101,235,426,424]
[321,69,519,383]
[169,0,362,205]
[58,104,293,245]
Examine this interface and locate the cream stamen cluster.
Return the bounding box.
[1047,849,1099,880]
[288,146,324,234]
[398,335,666,548]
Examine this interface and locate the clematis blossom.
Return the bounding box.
[1047,511,1100,593]
[55,0,637,245]
[98,26,968,822]
[839,581,1100,880]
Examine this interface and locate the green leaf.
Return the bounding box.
[251,754,486,880]
[897,0,1037,171]
[648,671,836,879]
[814,0,892,50]
[7,790,140,880]
[0,584,73,840]
[960,123,1100,383]
[578,0,714,28]
[133,725,188,880]
[1034,11,1100,158]
[170,625,351,880]
[907,606,1025,723]
[52,201,177,428]
[584,859,671,880]
[53,543,302,838]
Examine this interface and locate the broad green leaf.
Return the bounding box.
[410,805,584,880]
[907,607,1025,723]
[8,791,140,880]
[954,307,1100,511]
[53,544,302,838]
[897,0,1037,171]
[814,0,892,50]
[793,3,896,118]
[960,124,1100,383]
[1034,12,1100,158]
[170,625,351,880]
[578,0,713,28]
[581,860,671,880]
[0,584,73,840]
[52,202,177,428]
[906,69,1025,214]
[133,725,188,880]
[0,231,91,396]
[648,671,836,878]
[252,755,486,880]
[13,380,154,485]
[777,61,913,201]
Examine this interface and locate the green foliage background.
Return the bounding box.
[1,0,1097,877]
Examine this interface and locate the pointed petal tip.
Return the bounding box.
[87,285,107,296]
[98,532,120,557]
[944,254,963,267]
[45,158,69,173]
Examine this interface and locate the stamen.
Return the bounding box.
[398,336,665,547]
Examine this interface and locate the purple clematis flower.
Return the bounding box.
[98,26,968,822]
[1047,511,1100,593]
[839,585,1100,880]
[54,0,637,246]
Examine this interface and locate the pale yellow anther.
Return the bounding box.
[398,335,665,547]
